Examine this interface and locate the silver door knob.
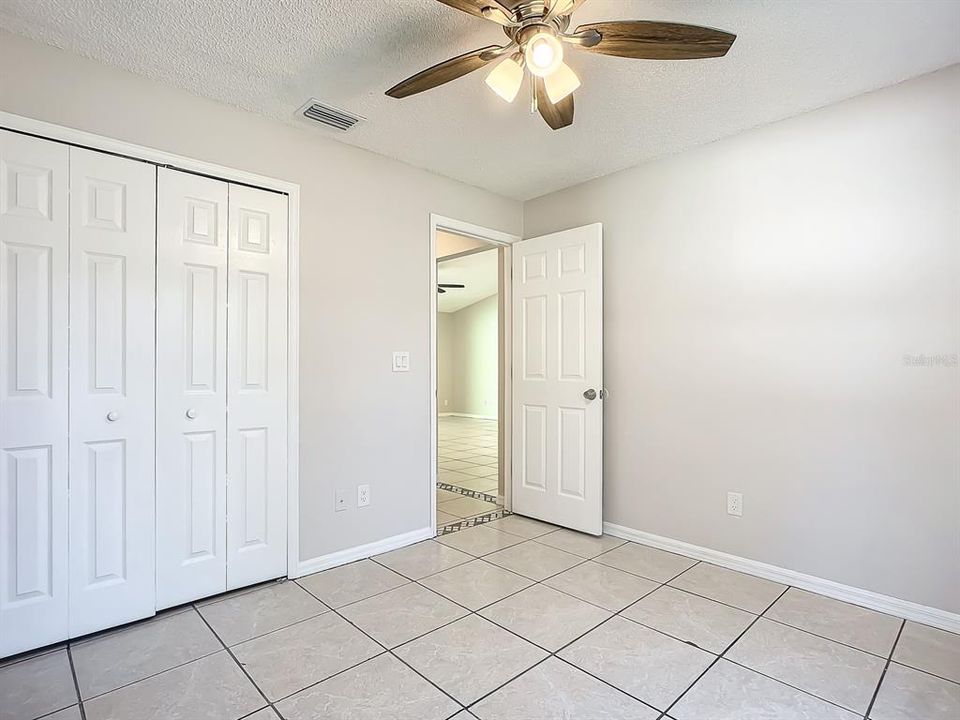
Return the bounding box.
[583,389,597,401]
[186,408,198,419]
[106,411,119,422]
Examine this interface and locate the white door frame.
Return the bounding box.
[0,111,303,580]
[429,215,519,535]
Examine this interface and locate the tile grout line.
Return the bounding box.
[193,601,277,716]
[451,572,677,714]
[718,655,877,717]
[71,646,225,704]
[294,580,468,715]
[65,644,88,720]
[683,584,886,718]
[63,599,251,705]
[367,542,696,715]
[734,588,915,717]
[862,618,906,720]
[434,533,921,674]
[0,642,68,671]
[341,538,667,714]
[659,584,791,718]
[759,614,903,661]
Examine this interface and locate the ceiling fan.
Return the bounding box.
[386,0,736,130]
[438,283,465,294]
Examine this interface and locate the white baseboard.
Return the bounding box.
[292,526,433,579]
[438,412,497,421]
[604,522,960,634]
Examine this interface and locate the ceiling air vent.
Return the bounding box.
[298,99,363,132]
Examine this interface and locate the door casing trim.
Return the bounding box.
[430,214,519,535]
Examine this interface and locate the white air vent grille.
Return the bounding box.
[299,99,363,132]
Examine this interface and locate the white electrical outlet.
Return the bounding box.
[727,492,743,517]
[335,490,347,512]
[357,484,370,508]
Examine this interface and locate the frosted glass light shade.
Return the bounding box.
[524,32,563,78]
[485,56,524,103]
[544,62,581,104]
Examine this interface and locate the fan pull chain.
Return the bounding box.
[529,73,537,114]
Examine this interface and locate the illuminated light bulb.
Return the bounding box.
[484,56,524,103]
[543,61,580,104]
[524,32,563,78]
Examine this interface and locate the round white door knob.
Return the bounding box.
[186,408,198,419]
[106,411,119,422]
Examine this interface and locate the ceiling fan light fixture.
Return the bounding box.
[524,31,563,77]
[485,55,524,102]
[544,61,580,104]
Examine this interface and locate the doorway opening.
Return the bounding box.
[430,216,517,535]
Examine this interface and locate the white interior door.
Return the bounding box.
[68,148,156,636]
[226,184,288,589]
[156,168,228,609]
[511,223,603,535]
[0,130,70,656]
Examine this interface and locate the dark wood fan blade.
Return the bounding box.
[573,20,736,59]
[535,78,574,130]
[438,283,466,288]
[435,0,513,21]
[386,46,503,98]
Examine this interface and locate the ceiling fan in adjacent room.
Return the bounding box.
[386,0,736,130]
[437,283,465,294]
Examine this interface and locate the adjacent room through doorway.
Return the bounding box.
[435,232,506,531]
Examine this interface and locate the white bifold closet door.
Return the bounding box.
[156,169,228,609]
[0,130,70,657]
[156,172,287,605]
[67,148,157,637]
[225,184,288,590]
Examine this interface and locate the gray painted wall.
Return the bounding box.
[436,312,456,413]
[524,66,960,613]
[438,295,499,418]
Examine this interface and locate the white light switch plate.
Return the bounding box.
[392,351,410,372]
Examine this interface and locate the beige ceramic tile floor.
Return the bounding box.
[436,416,502,529]
[3,519,957,720]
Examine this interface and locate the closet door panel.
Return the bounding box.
[0,130,69,656]
[226,185,287,589]
[68,148,156,637]
[156,168,228,609]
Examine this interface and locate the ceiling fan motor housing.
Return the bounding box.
[505,6,571,43]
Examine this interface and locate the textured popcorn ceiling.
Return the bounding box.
[1,0,958,200]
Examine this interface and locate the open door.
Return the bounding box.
[511,223,603,535]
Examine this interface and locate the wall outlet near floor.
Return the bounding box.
[727,492,743,517]
[357,484,370,508]
[335,490,347,512]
